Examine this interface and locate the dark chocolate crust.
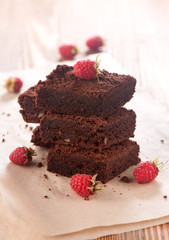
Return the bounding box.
[39,108,136,147]
[37,65,136,117]
[47,140,140,183]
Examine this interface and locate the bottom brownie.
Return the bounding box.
[47,140,140,183]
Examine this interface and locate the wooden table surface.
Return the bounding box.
[1,0,169,239]
[96,224,169,240]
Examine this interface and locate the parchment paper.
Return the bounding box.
[0,54,169,239]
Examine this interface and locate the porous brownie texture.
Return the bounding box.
[18,81,44,123]
[31,126,51,148]
[39,108,136,148]
[36,65,136,117]
[47,140,140,183]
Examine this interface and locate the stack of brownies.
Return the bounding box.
[18,64,140,183]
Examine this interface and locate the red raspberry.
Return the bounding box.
[5,77,23,93]
[133,158,162,183]
[73,59,100,80]
[59,44,78,60]
[86,36,104,51]
[9,146,36,166]
[70,174,103,198]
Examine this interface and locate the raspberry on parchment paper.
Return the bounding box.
[5,77,23,93]
[86,36,104,51]
[9,146,36,166]
[70,173,103,198]
[59,44,78,60]
[133,158,168,183]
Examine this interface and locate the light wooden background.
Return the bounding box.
[0,0,169,239]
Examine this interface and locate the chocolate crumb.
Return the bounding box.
[2,138,5,142]
[120,176,133,183]
[44,174,48,179]
[104,184,107,187]
[55,174,58,176]
[37,162,44,168]
[84,197,89,200]
[67,194,70,197]
[29,126,33,131]
[117,175,121,178]
[48,188,51,191]
[25,124,28,128]
[7,113,11,117]
[120,193,122,195]
[160,139,164,144]
[44,195,49,199]
[163,195,167,199]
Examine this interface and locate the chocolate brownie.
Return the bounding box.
[36,65,136,117]
[47,140,140,183]
[39,108,136,147]
[18,62,140,183]
[18,81,44,123]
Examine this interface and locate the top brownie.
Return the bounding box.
[36,64,136,117]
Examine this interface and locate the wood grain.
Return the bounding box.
[95,224,169,240]
[0,0,169,239]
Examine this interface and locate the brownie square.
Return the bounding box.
[36,65,136,117]
[39,108,136,148]
[47,140,140,183]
